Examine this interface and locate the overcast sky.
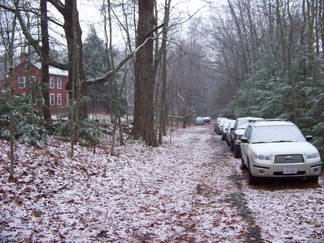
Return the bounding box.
[76,0,218,45]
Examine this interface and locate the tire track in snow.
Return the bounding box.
[208,128,263,242]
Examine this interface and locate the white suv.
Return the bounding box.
[241,120,322,185]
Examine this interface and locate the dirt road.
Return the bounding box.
[1,124,323,242]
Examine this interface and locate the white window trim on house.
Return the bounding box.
[18,76,25,89]
[57,77,62,89]
[50,93,55,105]
[50,77,55,89]
[57,93,62,105]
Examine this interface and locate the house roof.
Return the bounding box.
[15,53,68,77]
[48,66,68,76]
[33,63,68,76]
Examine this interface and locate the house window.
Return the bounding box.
[50,77,55,89]
[29,76,36,86]
[18,77,25,89]
[50,93,55,105]
[57,78,62,89]
[57,94,62,105]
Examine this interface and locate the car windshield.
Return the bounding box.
[237,120,250,129]
[250,125,306,144]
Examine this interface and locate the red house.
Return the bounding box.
[0,54,69,115]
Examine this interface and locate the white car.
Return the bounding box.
[195,116,204,125]
[230,117,263,158]
[241,120,322,185]
[203,117,211,124]
[222,119,235,141]
[214,117,227,134]
[226,119,235,146]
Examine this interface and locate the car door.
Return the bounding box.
[241,125,252,162]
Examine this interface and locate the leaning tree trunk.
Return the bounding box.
[132,0,157,146]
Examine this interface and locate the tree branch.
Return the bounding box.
[47,0,65,15]
[85,36,152,85]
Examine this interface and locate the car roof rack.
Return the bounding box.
[251,119,290,123]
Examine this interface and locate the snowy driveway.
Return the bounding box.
[0,125,324,242]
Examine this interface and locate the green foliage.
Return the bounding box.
[83,26,128,115]
[78,119,102,147]
[54,117,71,137]
[55,118,102,147]
[312,122,324,159]
[228,56,292,119]
[227,54,324,158]
[0,93,46,147]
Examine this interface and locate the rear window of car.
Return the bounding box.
[250,125,306,143]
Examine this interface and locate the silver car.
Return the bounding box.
[230,117,263,158]
[241,120,322,185]
[195,116,204,125]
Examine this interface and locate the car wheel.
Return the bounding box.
[248,161,258,185]
[241,158,247,169]
[308,176,319,183]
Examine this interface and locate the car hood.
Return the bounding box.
[235,129,246,136]
[251,142,319,155]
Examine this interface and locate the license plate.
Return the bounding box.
[283,166,297,174]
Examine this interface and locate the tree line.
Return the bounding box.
[203,0,324,157]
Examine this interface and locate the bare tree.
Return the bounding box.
[157,0,171,144]
[0,3,18,180]
[40,0,51,120]
[1,0,88,121]
[47,0,87,120]
[132,0,157,146]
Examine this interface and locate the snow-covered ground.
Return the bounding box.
[0,125,323,242]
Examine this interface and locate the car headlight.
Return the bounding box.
[253,152,271,160]
[306,152,320,159]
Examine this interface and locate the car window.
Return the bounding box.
[250,125,306,143]
[234,120,245,129]
[245,126,252,140]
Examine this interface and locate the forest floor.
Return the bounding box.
[0,123,324,242]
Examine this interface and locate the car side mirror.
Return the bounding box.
[241,137,249,143]
[305,135,313,141]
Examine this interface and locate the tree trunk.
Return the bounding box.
[8,9,18,181]
[321,0,324,59]
[64,0,87,119]
[132,0,157,146]
[48,0,88,119]
[40,0,51,120]
[158,0,171,144]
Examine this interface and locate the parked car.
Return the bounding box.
[214,117,227,134]
[230,117,263,158]
[195,116,204,125]
[226,119,236,145]
[218,119,229,135]
[203,117,211,124]
[241,120,322,185]
[221,119,235,141]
